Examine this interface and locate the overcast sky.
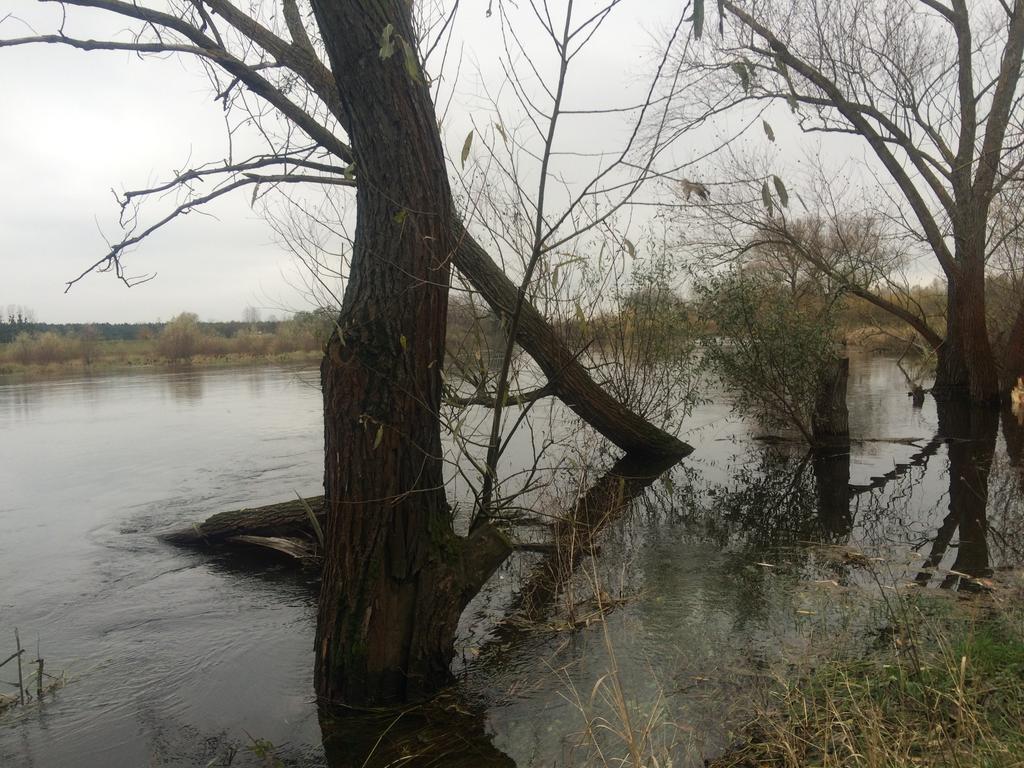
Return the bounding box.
[0,0,806,324]
[1,3,312,323]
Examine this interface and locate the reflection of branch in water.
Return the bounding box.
[701,449,835,549]
[511,452,683,622]
[913,504,963,587]
[849,450,938,553]
[849,432,945,497]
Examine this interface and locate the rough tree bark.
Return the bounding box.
[935,235,1001,402]
[309,0,510,706]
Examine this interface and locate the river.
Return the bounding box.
[1,356,1021,766]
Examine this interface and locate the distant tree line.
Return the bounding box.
[0,317,310,345]
[0,309,341,367]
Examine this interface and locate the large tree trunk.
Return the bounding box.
[935,249,1000,404]
[309,0,509,706]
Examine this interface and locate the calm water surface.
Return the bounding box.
[1,356,1021,766]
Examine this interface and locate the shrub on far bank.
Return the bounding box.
[156,312,202,362]
[9,331,79,365]
[273,309,334,354]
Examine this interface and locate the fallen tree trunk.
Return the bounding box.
[165,449,679,597]
[162,496,325,547]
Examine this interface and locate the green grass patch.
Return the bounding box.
[713,591,1024,768]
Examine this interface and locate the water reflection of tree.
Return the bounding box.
[503,452,684,623]
[912,403,999,588]
[163,371,204,402]
[698,416,1019,592]
[708,448,850,550]
[320,694,515,768]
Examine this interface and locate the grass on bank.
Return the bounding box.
[712,577,1024,768]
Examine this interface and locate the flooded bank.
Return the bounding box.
[1,355,1022,766]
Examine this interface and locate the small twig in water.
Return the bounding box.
[14,628,25,706]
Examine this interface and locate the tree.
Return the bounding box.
[696,269,846,445]
[156,311,202,362]
[241,306,261,325]
[914,401,999,588]
[0,0,686,456]
[309,0,516,705]
[2,0,693,705]
[676,0,1024,402]
[684,158,948,357]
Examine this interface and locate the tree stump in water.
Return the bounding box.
[812,356,850,448]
